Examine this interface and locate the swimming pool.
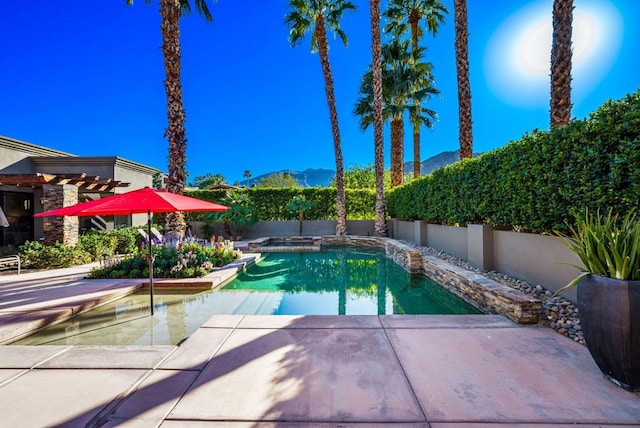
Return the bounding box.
[12,247,481,346]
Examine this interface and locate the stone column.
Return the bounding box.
[467,223,493,271]
[42,184,79,246]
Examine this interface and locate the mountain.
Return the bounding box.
[404,150,473,175]
[245,168,335,188]
[243,151,474,188]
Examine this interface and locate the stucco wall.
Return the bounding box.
[393,219,415,242]
[426,224,468,260]
[189,220,377,240]
[493,230,579,301]
[0,156,36,174]
[0,136,70,172]
[242,220,376,239]
[389,220,581,303]
[113,159,154,191]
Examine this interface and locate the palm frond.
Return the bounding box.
[191,0,214,21]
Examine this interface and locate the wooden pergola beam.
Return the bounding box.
[0,173,129,192]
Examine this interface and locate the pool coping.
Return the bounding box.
[248,236,323,252]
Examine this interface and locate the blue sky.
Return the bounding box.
[1,0,637,184]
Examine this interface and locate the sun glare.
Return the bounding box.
[485,0,623,107]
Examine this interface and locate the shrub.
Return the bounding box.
[89,241,241,279]
[19,241,92,269]
[388,89,640,232]
[78,230,119,260]
[201,191,257,240]
[18,226,142,269]
[187,188,376,220]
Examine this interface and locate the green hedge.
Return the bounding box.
[186,188,377,220]
[388,89,640,232]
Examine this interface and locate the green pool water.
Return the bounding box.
[13,247,480,346]
[224,247,480,316]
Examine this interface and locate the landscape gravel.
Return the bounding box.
[412,243,585,345]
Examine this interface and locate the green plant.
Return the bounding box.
[555,208,640,293]
[79,230,119,259]
[17,227,144,270]
[89,241,241,279]
[256,172,300,188]
[202,191,257,240]
[19,241,92,269]
[331,164,392,190]
[288,195,313,236]
[387,89,640,232]
[112,227,139,254]
[187,188,377,221]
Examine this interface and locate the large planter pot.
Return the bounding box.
[577,274,640,391]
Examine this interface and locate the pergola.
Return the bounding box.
[0,173,130,192]
[0,173,131,245]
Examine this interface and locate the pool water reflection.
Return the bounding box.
[13,247,480,346]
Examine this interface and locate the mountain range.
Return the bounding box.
[244,150,470,188]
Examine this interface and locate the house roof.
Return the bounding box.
[0,135,75,157]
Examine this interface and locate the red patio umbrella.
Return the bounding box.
[35,187,229,314]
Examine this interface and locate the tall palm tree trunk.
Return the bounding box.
[550,0,573,128]
[390,118,404,187]
[315,14,347,236]
[160,0,187,241]
[454,0,472,160]
[412,125,420,177]
[370,0,387,237]
[410,15,421,178]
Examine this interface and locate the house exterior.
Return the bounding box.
[0,135,158,246]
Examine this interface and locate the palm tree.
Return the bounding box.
[550,0,573,128]
[453,0,472,160]
[126,0,214,243]
[384,0,448,178]
[285,0,355,236]
[243,169,252,187]
[355,40,439,188]
[369,0,387,236]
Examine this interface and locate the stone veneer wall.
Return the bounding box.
[41,184,79,246]
[421,255,541,324]
[322,235,541,324]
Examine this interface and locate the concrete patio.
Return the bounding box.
[0,266,639,427]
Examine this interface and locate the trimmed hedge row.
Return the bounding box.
[186,188,377,220]
[388,90,640,232]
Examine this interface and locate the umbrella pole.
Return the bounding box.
[148,210,154,316]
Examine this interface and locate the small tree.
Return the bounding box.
[152,171,164,189]
[203,191,256,240]
[257,172,300,188]
[190,173,226,189]
[332,164,391,189]
[288,195,313,236]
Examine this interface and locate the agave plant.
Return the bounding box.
[555,208,640,293]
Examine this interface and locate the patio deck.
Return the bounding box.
[0,264,638,427]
